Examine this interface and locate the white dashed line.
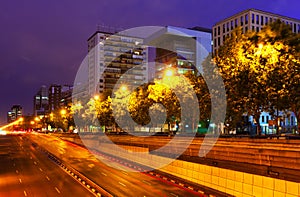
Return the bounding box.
[101,172,107,176]
[46,176,50,181]
[23,191,27,196]
[15,170,19,174]
[19,178,22,183]
[34,161,37,165]
[118,182,126,187]
[142,180,151,186]
[170,193,178,197]
[122,171,128,175]
[39,168,43,172]
[55,187,60,194]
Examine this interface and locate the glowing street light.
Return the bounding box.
[60,109,67,116]
[165,69,174,77]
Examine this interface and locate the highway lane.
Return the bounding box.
[28,133,204,197]
[0,134,94,197]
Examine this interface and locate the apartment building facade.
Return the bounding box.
[87,31,148,97]
[213,9,300,53]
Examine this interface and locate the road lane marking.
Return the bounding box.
[101,172,107,176]
[55,187,60,194]
[122,171,128,175]
[23,191,27,196]
[46,176,50,181]
[39,168,43,172]
[16,170,19,174]
[142,180,151,186]
[170,193,178,197]
[34,161,37,165]
[19,178,22,183]
[118,182,126,187]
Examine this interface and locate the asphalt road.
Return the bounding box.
[28,134,204,197]
[0,134,94,197]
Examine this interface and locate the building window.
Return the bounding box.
[298,24,300,33]
[218,26,220,35]
[294,23,297,33]
[262,116,265,123]
[252,14,255,23]
[261,15,264,25]
[252,26,255,31]
[231,21,234,30]
[214,39,217,47]
[240,16,244,26]
[256,27,260,32]
[227,22,229,32]
[245,26,248,32]
[256,15,259,24]
[245,14,248,24]
[223,35,225,42]
[266,116,269,123]
[223,24,225,33]
[235,19,238,27]
[270,18,273,23]
[218,37,220,46]
[214,28,216,36]
[291,116,294,125]
[265,17,268,25]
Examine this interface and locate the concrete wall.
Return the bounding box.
[91,142,300,197]
[59,135,300,197]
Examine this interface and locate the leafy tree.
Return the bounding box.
[215,20,300,134]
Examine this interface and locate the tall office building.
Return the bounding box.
[48,84,62,111]
[212,9,300,53]
[33,85,49,116]
[7,105,23,123]
[87,30,148,97]
[146,26,212,78]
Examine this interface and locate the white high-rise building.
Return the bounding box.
[213,9,300,54]
[87,31,148,97]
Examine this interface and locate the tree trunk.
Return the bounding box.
[296,111,300,134]
[254,112,261,136]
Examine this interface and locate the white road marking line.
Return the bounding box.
[118,182,126,187]
[46,176,50,181]
[23,191,27,196]
[55,187,60,194]
[170,193,178,197]
[34,161,37,165]
[39,168,43,172]
[16,170,19,174]
[101,172,107,176]
[122,171,128,175]
[142,180,151,186]
[19,178,22,183]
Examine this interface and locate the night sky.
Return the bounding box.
[0,0,299,124]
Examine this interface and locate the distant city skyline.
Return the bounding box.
[0,0,300,124]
